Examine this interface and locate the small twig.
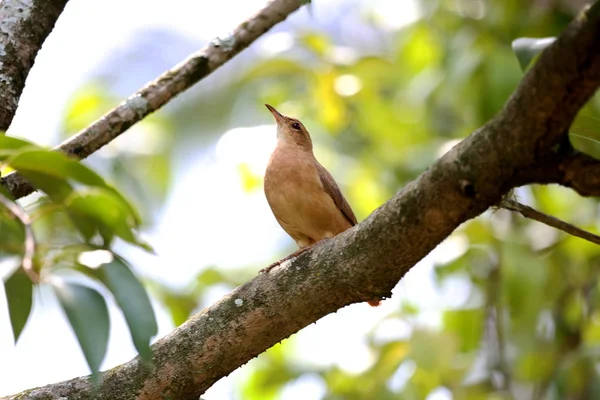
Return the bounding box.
[502,199,600,246]
[0,192,38,283]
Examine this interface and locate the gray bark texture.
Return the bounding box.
[6,0,600,399]
[0,0,69,131]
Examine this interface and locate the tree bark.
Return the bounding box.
[0,0,70,132]
[7,1,600,399]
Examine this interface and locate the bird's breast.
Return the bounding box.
[264,147,350,242]
[264,150,323,209]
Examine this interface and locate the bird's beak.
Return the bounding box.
[265,104,286,125]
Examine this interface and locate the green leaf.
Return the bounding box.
[4,268,33,343]
[20,170,74,203]
[78,254,157,362]
[63,83,116,136]
[570,114,600,159]
[511,37,555,71]
[9,150,73,177]
[52,280,109,378]
[65,188,142,247]
[442,308,485,352]
[9,149,106,187]
[66,162,108,187]
[237,163,262,192]
[0,136,39,161]
[516,350,556,381]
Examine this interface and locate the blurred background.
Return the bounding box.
[1,0,600,398]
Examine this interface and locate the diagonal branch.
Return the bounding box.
[1,0,307,200]
[502,199,600,246]
[0,0,70,131]
[9,2,600,400]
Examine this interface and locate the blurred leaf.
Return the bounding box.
[242,342,301,400]
[516,350,556,381]
[78,255,157,362]
[398,24,442,74]
[443,308,485,352]
[563,290,585,331]
[511,37,555,71]
[300,33,331,57]
[237,163,262,192]
[0,136,38,160]
[153,286,197,327]
[20,171,74,203]
[3,268,33,343]
[196,267,228,287]
[409,330,456,371]
[65,188,146,249]
[52,280,109,378]
[64,83,115,136]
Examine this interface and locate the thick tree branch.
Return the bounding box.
[1,0,306,200]
[0,0,69,131]
[515,149,600,196]
[9,2,600,400]
[557,151,600,196]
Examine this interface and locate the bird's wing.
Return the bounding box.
[315,162,357,226]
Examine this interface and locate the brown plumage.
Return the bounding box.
[262,104,380,307]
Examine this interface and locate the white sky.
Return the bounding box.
[0,1,464,399]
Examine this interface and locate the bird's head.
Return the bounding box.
[265,104,313,151]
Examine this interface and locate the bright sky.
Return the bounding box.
[0,1,466,399]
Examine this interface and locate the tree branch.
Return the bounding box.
[517,148,600,197]
[1,0,307,200]
[557,151,600,196]
[9,2,600,399]
[0,0,69,131]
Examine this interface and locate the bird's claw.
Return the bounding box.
[259,261,281,274]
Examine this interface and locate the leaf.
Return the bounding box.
[9,150,74,177]
[63,83,115,136]
[9,149,106,187]
[237,163,262,192]
[20,170,74,203]
[52,280,109,378]
[511,37,555,71]
[9,148,143,231]
[442,308,485,352]
[0,136,39,161]
[300,33,332,57]
[4,268,33,343]
[516,350,556,381]
[569,114,600,159]
[65,188,143,248]
[78,255,157,362]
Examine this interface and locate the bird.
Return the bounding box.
[262,104,380,307]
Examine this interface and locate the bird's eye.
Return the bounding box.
[291,122,301,130]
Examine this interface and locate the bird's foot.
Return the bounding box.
[260,245,314,273]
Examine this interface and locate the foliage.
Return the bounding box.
[0,136,157,377]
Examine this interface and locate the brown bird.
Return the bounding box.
[262,104,380,306]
